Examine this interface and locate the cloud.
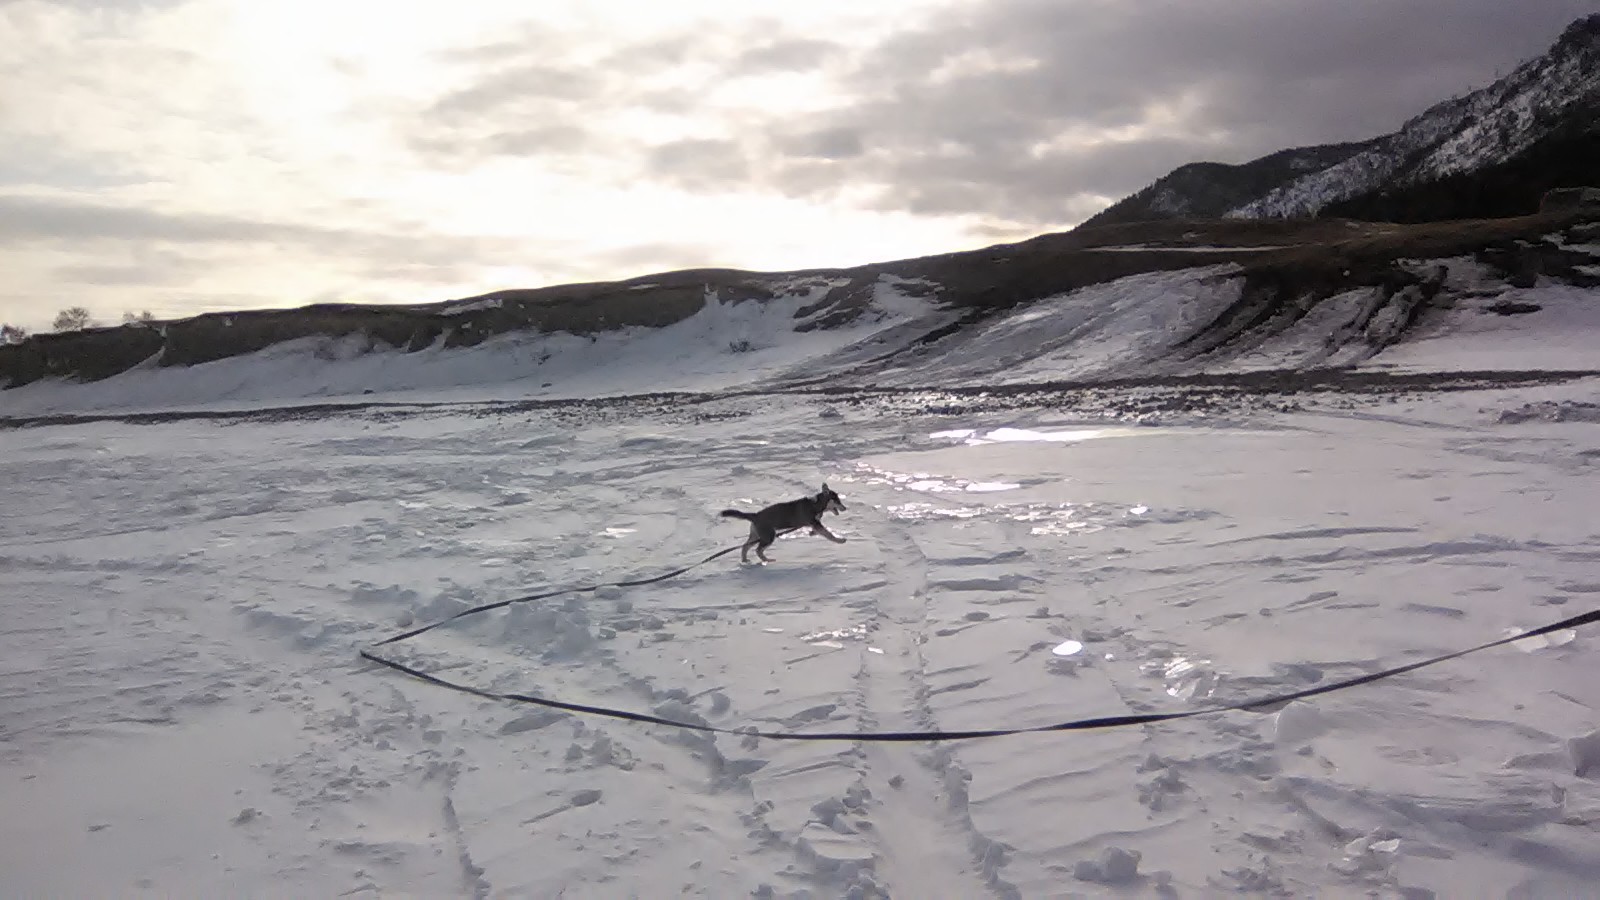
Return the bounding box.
[54,262,194,287]
[429,63,609,118]
[412,123,602,166]
[584,239,725,276]
[0,193,526,327]
[779,0,1597,222]
[0,195,328,245]
[729,37,844,75]
[774,127,865,161]
[0,194,515,262]
[406,0,1595,232]
[4,0,1595,332]
[646,138,751,189]
[431,20,571,67]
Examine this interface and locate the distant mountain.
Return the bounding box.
[1321,94,1600,223]
[1084,143,1375,225]
[1087,14,1600,226]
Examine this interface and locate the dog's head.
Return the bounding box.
[818,483,846,514]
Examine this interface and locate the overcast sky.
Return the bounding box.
[1,0,1592,330]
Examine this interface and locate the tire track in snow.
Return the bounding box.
[859,515,1021,899]
[441,789,492,899]
[369,676,494,899]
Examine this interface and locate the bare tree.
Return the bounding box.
[0,323,26,344]
[122,310,156,325]
[52,306,93,332]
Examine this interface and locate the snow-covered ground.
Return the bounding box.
[4,369,1600,896]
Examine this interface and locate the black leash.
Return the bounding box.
[370,529,799,648]
[360,540,1599,742]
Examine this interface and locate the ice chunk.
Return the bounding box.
[1273,701,1328,745]
[1509,626,1577,652]
[1569,728,1600,778]
[1051,639,1084,657]
[1074,846,1142,883]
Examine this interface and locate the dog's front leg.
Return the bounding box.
[811,523,847,544]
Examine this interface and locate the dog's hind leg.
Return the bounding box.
[740,524,760,563]
[755,525,778,562]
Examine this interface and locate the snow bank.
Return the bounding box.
[1368,281,1600,373]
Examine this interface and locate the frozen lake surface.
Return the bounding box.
[4,376,1599,897]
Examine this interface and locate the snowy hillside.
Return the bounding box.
[0,276,952,415]
[4,215,1598,420]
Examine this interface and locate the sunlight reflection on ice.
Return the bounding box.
[886,502,987,521]
[852,460,1210,531]
[849,461,1020,494]
[965,481,1023,492]
[884,499,1199,535]
[802,624,870,644]
[932,427,1118,445]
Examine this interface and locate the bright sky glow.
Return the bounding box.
[0,0,1586,330]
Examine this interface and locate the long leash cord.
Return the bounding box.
[360,537,1599,742]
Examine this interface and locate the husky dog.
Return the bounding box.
[720,484,848,564]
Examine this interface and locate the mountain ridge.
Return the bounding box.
[4,211,1597,410]
[1088,13,1600,226]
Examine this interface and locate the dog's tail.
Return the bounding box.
[719,509,753,520]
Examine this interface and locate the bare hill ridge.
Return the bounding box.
[4,211,1597,394]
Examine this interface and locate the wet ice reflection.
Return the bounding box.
[931,427,1121,445]
[885,499,1198,535]
[801,624,870,649]
[850,461,1020,494]
[1143,655,1221,701]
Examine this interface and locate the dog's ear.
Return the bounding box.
[822,482,830,492]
